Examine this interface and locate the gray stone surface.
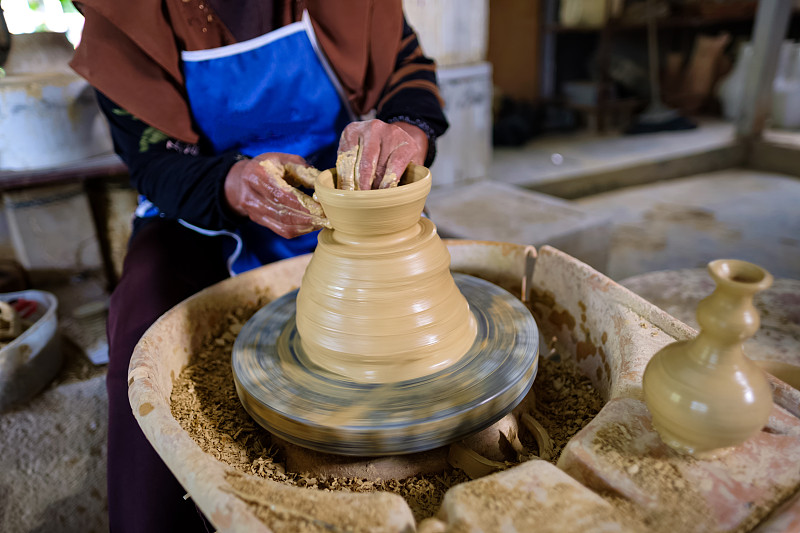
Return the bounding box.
[427,181,611,271]
[576,170,800,280]
[620,269,800,368]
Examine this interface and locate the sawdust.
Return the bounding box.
[529,354,606,461]
[589,422,713,533]
[170,306,603,525]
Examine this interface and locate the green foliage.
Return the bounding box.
[23,0,77,15]
[60,0,77,13]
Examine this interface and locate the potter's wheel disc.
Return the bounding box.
[232,274,539,456]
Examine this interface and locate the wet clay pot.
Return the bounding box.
[643,259,774,455]
[295,164,477,383]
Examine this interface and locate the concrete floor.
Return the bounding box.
[0,366,107,533]
[576,169,800,280]
[2,124,799,532]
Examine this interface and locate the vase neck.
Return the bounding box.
[696,259,773,344]
[687,331,746,367]
[696,289,760,344]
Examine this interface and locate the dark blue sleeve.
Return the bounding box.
[96,90,247,231]
[375,17,449,167]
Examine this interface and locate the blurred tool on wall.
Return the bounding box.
[626,0,696,133]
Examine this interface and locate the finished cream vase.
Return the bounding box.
[643,259,774,456]
[295,164,477,384]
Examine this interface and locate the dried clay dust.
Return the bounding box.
[170,305,604,524]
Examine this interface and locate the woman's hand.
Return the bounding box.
[224,153,330,238]
[336,119,428,190]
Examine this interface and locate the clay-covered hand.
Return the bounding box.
[224,153,331,238]
[336,119,428,190]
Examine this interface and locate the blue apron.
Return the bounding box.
[138,11,353,275]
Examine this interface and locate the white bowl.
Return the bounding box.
[0,290,61,412]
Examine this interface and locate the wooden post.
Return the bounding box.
[0,5,10,68]
[540,0,558,100]
[736,0,793,141]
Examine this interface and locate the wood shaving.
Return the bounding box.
[447,443,507,479]
[499,423,527,457]
[521,412,554,461]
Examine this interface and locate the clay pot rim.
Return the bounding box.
[314,164,431,205]
[708,259,774,291]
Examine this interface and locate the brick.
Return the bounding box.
[558,397,800,532]
[438,459,635,532]
[752,489,800,533]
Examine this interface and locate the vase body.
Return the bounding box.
[295,164,477,384]
[772,42,800,129]
[560,0,623,27]
[717,42,752,121]
[643,259,774,455]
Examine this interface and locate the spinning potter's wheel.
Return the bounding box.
[232,273,539,455]
[232,164,539,455]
